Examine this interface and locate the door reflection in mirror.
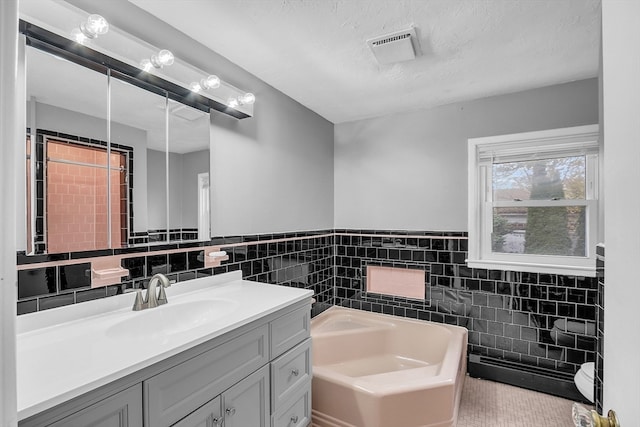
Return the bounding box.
[44,135,128,253]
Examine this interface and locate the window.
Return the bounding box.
[467,125,600,276]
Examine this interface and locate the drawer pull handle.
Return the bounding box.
[291,368,299,376]
[290,414,299,423]
[211,417,223,426]
[225,407,236,416]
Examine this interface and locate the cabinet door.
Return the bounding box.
[172,397,222,427]
[145,325,269,427]
[221,365,270,427]
[48,384,142,427]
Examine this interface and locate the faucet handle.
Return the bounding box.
[132,289,145,311]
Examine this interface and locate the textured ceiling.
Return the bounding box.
[129,0,601,124]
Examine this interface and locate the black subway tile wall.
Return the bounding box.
[16,230,334,315]
[39,293,75,311]
[59,263,91,291]
[147,254,169,276]
[169,252,187,273]
[595,244,605,413]
[18,267,56,299]
[122,256,145,279]
[187,250,205,270]
[221,233,334,304]
[333,230,598,378]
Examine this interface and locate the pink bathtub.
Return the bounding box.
[311,307,468,427]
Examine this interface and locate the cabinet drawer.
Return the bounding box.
[270,338,312,411]
[145,324,269,427]
[270,306,310,359]
[271,381,311,427]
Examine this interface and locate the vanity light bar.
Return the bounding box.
[20,20,252,119]
[189,75,220,94]
[150,49,174,68]
[141,49,174,71]
[227,92,256,109]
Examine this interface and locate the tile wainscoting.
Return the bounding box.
[16,228,598,401]
[17,230,334,314]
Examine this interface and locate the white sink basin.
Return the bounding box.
[106,299,238,342]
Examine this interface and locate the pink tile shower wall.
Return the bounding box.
[46,142,124,252]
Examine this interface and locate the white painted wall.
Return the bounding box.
[148,149,209,230]
[0,0,18,424]
[180,150,209,228]
[146,149,166,231]
[210,95,334,235]
[168,152,182,230]
[601,0,640,422]
[67,0,335,237]
[335,79,598,231]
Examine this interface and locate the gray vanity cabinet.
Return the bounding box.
[19,299,312,427]
[170,365,270,427]
[47,384,142,427]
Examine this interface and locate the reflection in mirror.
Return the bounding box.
[110,77,168,245]
[167,99,211,242]
[26,45,109,254]
[24,41,213,255]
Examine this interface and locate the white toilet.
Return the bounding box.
[574,362,595,403]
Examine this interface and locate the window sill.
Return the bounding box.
[466,259,596,277]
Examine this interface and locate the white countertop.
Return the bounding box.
[17,271,313,420]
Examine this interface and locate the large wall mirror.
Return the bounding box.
[24,35,211,255]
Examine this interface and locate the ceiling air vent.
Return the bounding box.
[367,27,421,65]
[169,104,206,121]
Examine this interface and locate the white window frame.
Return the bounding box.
[467,124,600,277]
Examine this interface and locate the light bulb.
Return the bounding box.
[240,93,255,105]
[85,14,109,36]
[151,49,174,68]
[140,59,153,72]
[201,75,220,90]
[79,14,109,39]
[189,82,202,93]
[157,50,174,66]
[227,97,240,109]
[71,28,88,44]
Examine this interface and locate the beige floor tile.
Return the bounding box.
[458,376,580,427]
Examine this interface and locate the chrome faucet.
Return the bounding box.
[132,273,171,311]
